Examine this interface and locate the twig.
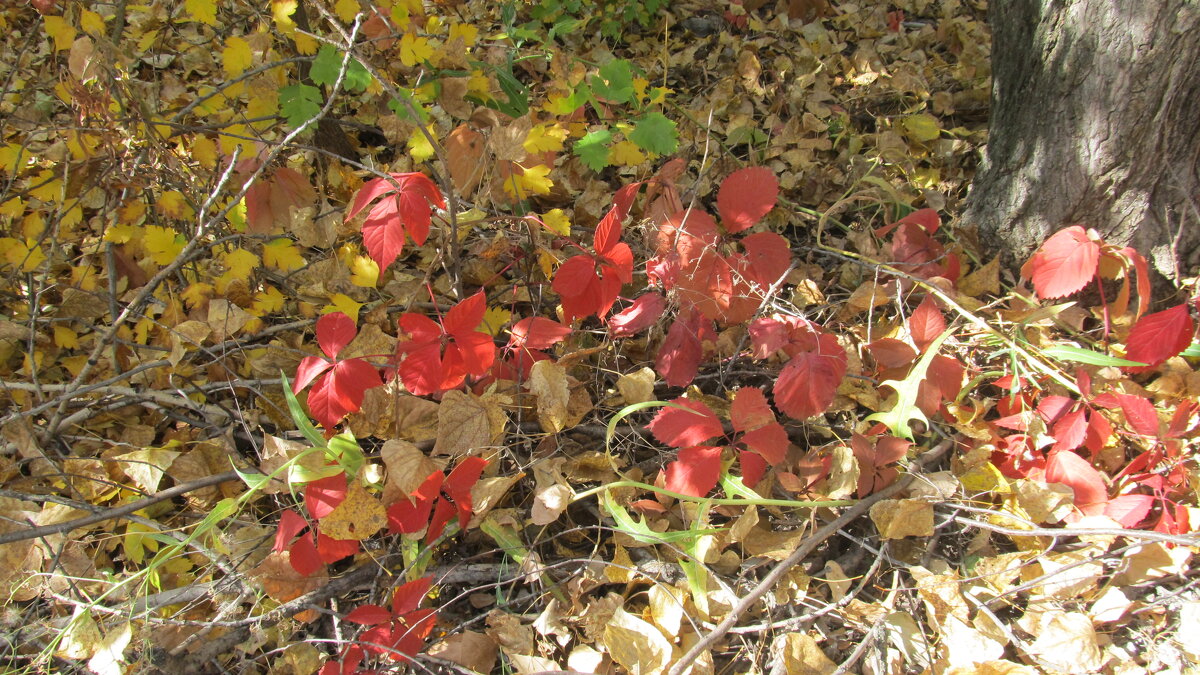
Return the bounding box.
[666,439,953,675]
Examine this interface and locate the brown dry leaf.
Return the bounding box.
[602,605,673,675]
[250,551,327,622]
[427,631,498,674]
[170,440,240,508]
[0,497,42,601]
[1030,550,1102,600]
[940,615,1006,671]
[168,320,210,366]
[959,257,1001,297]
[617,367,656,405]
[774,632,836,675]
[470,471,523,525]
[319,482,386,541]
[647,583,686,636]
[1111,541,1191,586]
[910,566,970,628]
[381,439,443,503]
[530,457,572,526]
[57,607,104,660]
[491,115,532,162]
[823,443,859,499]
[528,359,570,433]
[486,609,536,655]
[1019,610,1102,672]
[115,446,181,492]
[207,298,251,342]
[269,642,323,675]
[505,654,561,674]
[838,279,894,319]
[435,389,493,458]
[870,498,934,539]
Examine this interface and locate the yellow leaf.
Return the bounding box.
[222,247,259,281]
[80,9,106,36]
[609,140,646,167]
[900,113,941,143]
[29,171,62,201]
[143,226,184,266]
[220,124,258,157]
[156,190,192,220]
[323,294,362,322]
[263,238,306,272]
[54,325,79,349]
[348,255,379,287]
[294,32,318,55]
[543,91,577,116]
[115,447,181,492]
[0,198,23,217]
[408,125,437,162]
[0,143,26,174]
[43,16,76,51]
[271,0,298,31]
[504,164,553,198]
[222,36,253,77]
[334,0,361,24]
[181,283,214,310]
[0,237,45,272]
[400,32,433,67]
[481,306,511,336]
[251,285,286,315]
[524,123,567,154]
[448,22,478,46]
[21,211,46,239]
[185,0,217,25]
[191,135,217,170]
[541,208,571,237]
[320,482,387,541]
[467,71,491,99]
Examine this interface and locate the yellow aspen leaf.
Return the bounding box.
[900,113,941,143]
[103,223,137,244]
[426,16,445,34]
[467,71,491,99]
[220,124,257,156]
[119,200,146,225]
[222,36,253,77]
[156,191,193,220]
[185,0,217,25]
[21,212,46,239]
[0,143,27,174]
[182,283,215,310]
[61,354,88,377]
[29,171,62,201]
[136,30,159,55]
[504,165,553,198]
[191,135,217,169]
[272,0,298,31]
[221,247,260,282]
[348,255,379,288]
[65,130,100,160]
[294,32,318,54]
[61,204,83,230]
[80,9,106,35]
[43,16,76,51]
[448,23,478,46]
[481,306,511,336]
[323,294,362,322]
[54,325,79,349]
[262,238,306,272]
[524,124,567,154]
[0,238,46,272]
[0,198,23,217]
[251,285,285,315]
[408,125,436,162]
[609,140,646,167]
[334,0,361,24]
[133,316,154,344]
[541,208,571,237]
[144,226,185,265]
[400,32,433,67]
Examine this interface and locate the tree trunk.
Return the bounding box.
[963,0,1200,290]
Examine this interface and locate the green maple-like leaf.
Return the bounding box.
[629,112,678,155]
[278,84,322,128]
[575,128,614,171]
[311,45,372,92]
[590,59,634,104]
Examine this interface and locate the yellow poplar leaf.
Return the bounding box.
[57,607,102,660]
[323,293,362,322]
[263,238,306,272]
[870,499,934,539]
[43,16,76,51]
[0,198,22,217]
[185,0,217,24]
[504,165,553,198]
[222,247,260,282]
[524,124,567,154]
[334,0,361,24]
[467,71,491,99]
[481,306,511,336]
[54,325,79,349]
[181,282,214,310]
[80,9,106,36]
[541,208,571,237]
[319,482,386,541]
[408,125,436,162]
[143,226,184,266]
[156,190,191,220]
[609,140,646,167]
[0,144,25,174]
[0,238,47,272]
[29,172,62,201]
[251,285,285,315]
[222,36,253,77]
[294,32,318,54]
[115,447,181,492]
[21,212,45,239]
[220,123,257,156]
[191,135,217,170]
[448,23,478,46]
[901,113,941,143]
[119,200,146,226]
[348,255,379,287]
[400,32,433,67]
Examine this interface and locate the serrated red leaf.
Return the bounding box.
[647,398,723,447]
[739,232,792,287]
[1123,303,1194,370]
[1114,393,1160,437]
[288,535,323,577]
[425,495,457,543]
[908,295,945,352]
[717,167,778,233]
[387,470,442,535]
[739,423,788,466]
[656,209,720,267]
[316,532,358,564]
[730,387,775,432]
[305,473,347,519]
[349,172,444,272]
[1023,226,1100,300]
[395,299,496,395]
[1083,409,1113,454]
[867,338,918,370]
[608,292,666,338]
[343,604,393,626]
[664,445,724,497]
[443,291,486,334]
[1104,494,1155,528]
[1045,449,1108,514]
[510,317,573,349]
[305,358,384,429]
[1037,395,1076,422]
[444,456,487,530]
[773,331,847,420]
[293,355,334,394]
[656,311,708,388]
[274,509,308,553]
[389,607,438,662]
[739,450,768,488]
[1051,407,1088,452]
[594,205,624,256]
[392,576,434,616]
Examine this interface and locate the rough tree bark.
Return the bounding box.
[963,0,1200,289]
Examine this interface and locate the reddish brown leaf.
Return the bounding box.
[1022,225,1100,300]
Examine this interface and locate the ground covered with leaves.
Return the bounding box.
[1,1,1199,674]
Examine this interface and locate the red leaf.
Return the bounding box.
[344,604,393,626]
[1123,303,1194,370]
[594,204,624,256]
[739,424,789,466]
[392,576,433,616]
[425,496,457,542]
[1114,393,1160,437]
[1051,408,1089,452]
[510,317,573,349]
[1045,449,1108,514]
[608,292,666,338]
[305,358,384,429]
[444,456,488,530]
[443,291,486,334]
[389,607,438,662]
[274,509,308,553]
[739,450,768,488]
[349,172,444,272]
[395,300,496,395]
[1022,226,1100,300]
[316,532,358,564]
[1104,494,1155,528]
[730,387,775,432]
[288,535,323,577]
[867,338,917,370]
[386,470,442,534]
[739,232,792,287]
[716,167,778,233]
[656,311,708,388]
[305,473,347,519]
[773,332,847,420]
[293,355,334,394]
[664,446,724,497]
[908,295,945,352]
[647,398,723,447]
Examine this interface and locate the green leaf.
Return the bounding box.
[865,325,955,440]
[327,432,364,477]
[278,83,322,128]
[387,89,429,123]
[574,128,614,171]
[601,491,722,545]
[1181,340,1200,358]
[590,59,634,104]
[281,372,327,448]
[629,112,678,155]
[310,45,372,92]
[1041,345,1146,367]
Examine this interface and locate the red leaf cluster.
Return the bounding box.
[293,313,384,431]
[552,185,637,322]
[749,315,847,420]
[321,576,438,674]
[387,456,488,543]
[273,473,361,576]
[396,291,496,395]
[346,172,444,273]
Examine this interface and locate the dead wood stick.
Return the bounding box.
[667,439,954,675]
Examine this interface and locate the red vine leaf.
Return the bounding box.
[664,445,724,497]
[647,398,723,447]
[1022,226,1100,300]
[716,166,778,234]
[346,172,444,273]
